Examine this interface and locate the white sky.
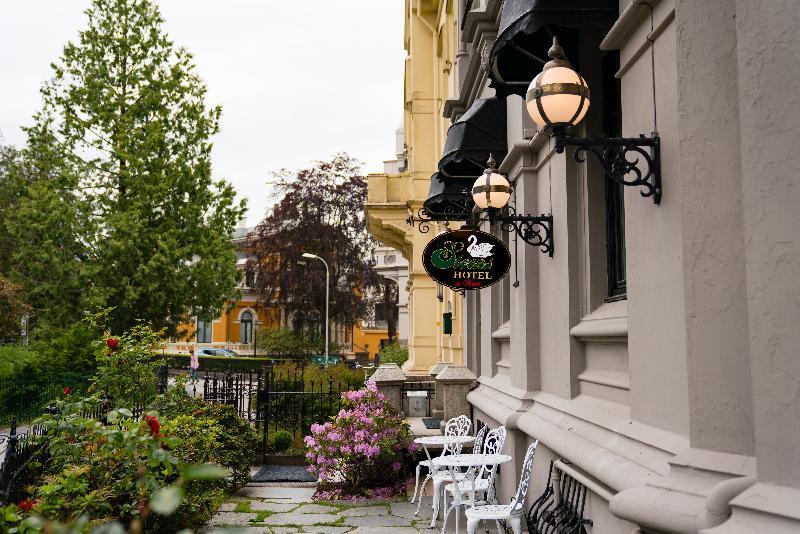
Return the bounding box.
[0,1,405,225]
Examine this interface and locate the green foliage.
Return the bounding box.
[257,328,338,356]
[7,0,246,337]
[90,322,166,408]
[272,430,293,453]
[0,275,29,340]
[377,343,408,367]
[151,377,258,487]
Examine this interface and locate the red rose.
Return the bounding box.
[145,415,161,437]
[106,338,119,350]
[63,386,72,396]
[18,499,36,512]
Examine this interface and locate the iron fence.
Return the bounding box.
[196,365,361,461]
[0,374,94,426]
[527,460,593,534]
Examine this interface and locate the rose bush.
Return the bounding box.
[305,380,415,499]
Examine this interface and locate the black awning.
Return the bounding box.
[422,173,474,221]
[489,0,618,98]
[438,97,507,180]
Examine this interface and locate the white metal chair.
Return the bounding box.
[465,440,539,534]
[442,426,507,516]
[410,414,472,508]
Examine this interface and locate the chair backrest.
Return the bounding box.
[442,415,472,454]
[510,440,539,513]
[472,424,488,455]
[478,426,507,479]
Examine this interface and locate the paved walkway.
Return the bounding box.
[200,482,467,533]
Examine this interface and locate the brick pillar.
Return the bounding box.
[429,362,452,418]
[436,366,476,424]
[370,363,406,415]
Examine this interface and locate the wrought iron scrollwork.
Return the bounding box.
[555,133,661,204]
[406,207,436,234]
[494,208,554,257]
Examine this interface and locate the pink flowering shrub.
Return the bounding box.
[305,380,416,498]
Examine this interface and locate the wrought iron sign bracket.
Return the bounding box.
[554,132,661,204]
[488,208,554,257]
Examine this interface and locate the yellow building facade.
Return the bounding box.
[173,228,388,360]
[365,0,463,374]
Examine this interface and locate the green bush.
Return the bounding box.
[273,430,293,453]
[377,343,409,367]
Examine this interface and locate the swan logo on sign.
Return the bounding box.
[422,230,511,290]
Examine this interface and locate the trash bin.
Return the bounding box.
[405,390,429,417]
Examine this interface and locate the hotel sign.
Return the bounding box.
[422,230,511,290]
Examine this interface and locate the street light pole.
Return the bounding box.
[302,253,330,361]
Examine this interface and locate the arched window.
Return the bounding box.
[240,311,253,344]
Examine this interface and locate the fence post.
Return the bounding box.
[429,362,452,419]
[262,363,273,463]
[436,366,477,428]
[370,364,406,415]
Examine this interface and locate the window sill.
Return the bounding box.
[491,320,511,341]
[570,300,628,342]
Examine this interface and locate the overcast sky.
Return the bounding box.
[0,1,405,225]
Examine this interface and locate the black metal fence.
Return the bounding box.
[195,365,361,461]
[0,374,94,426]
[527,460,593,534]
[0,419,48,505]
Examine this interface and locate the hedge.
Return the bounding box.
[167,354,319,373]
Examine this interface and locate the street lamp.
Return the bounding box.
[526,36,661,203]
[302,253,330,362]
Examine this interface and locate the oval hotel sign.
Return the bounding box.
[422,230,511,290]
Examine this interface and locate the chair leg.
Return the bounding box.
[508,516,522,534]
[431,478,443,527]
[443,487,448,516]
[415,473,432,516]
[411,464,422,503]
[467,517,481,534]
[495,520,504,534]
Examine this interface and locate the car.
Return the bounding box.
[196,348,240,357]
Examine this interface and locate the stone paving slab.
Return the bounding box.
[208,512,258,526]
[338,505,390,517]
[236,486,316,501]
[250,501,298,512]
[343,514,414,528]
[205,482,462,532]
[260,512,340,526]
[292,503,340,514]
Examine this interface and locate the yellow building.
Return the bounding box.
[173,226,388,360]
[365,0,463,374]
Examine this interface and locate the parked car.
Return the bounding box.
[196,348,240,357]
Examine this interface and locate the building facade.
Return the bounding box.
[173,226,389,360]
[423,0,800,532]
[366,0,465,374]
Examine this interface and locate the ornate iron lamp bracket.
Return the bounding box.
[555,132,661,204]
[406,207,440,234]
[489,208,554,257]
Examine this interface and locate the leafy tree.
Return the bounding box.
[252,154,384,334]
[0,274,30,339]
[8,0,245,336]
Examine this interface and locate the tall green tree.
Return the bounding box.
[9,0,245,336]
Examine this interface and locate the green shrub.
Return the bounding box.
[273,430,293,453]
[377,343,408,367]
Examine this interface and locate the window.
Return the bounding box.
[375,303,387,324]
[602,50,626,299]
[245,270,255,288]
[240,311,253,344]
[196,319,212,343]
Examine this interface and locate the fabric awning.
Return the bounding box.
[489,0,618,98]
[438,97,507,180]
[422,173,474,221]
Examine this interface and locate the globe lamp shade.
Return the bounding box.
[472,171,511,210]
[526,37,590,132]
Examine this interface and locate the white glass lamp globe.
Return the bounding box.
[526,37,590,132]
[472,171,511,210]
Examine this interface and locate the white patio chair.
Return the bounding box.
[465,440,539,534]
[442,426,506,516]
[410,414,472,507]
